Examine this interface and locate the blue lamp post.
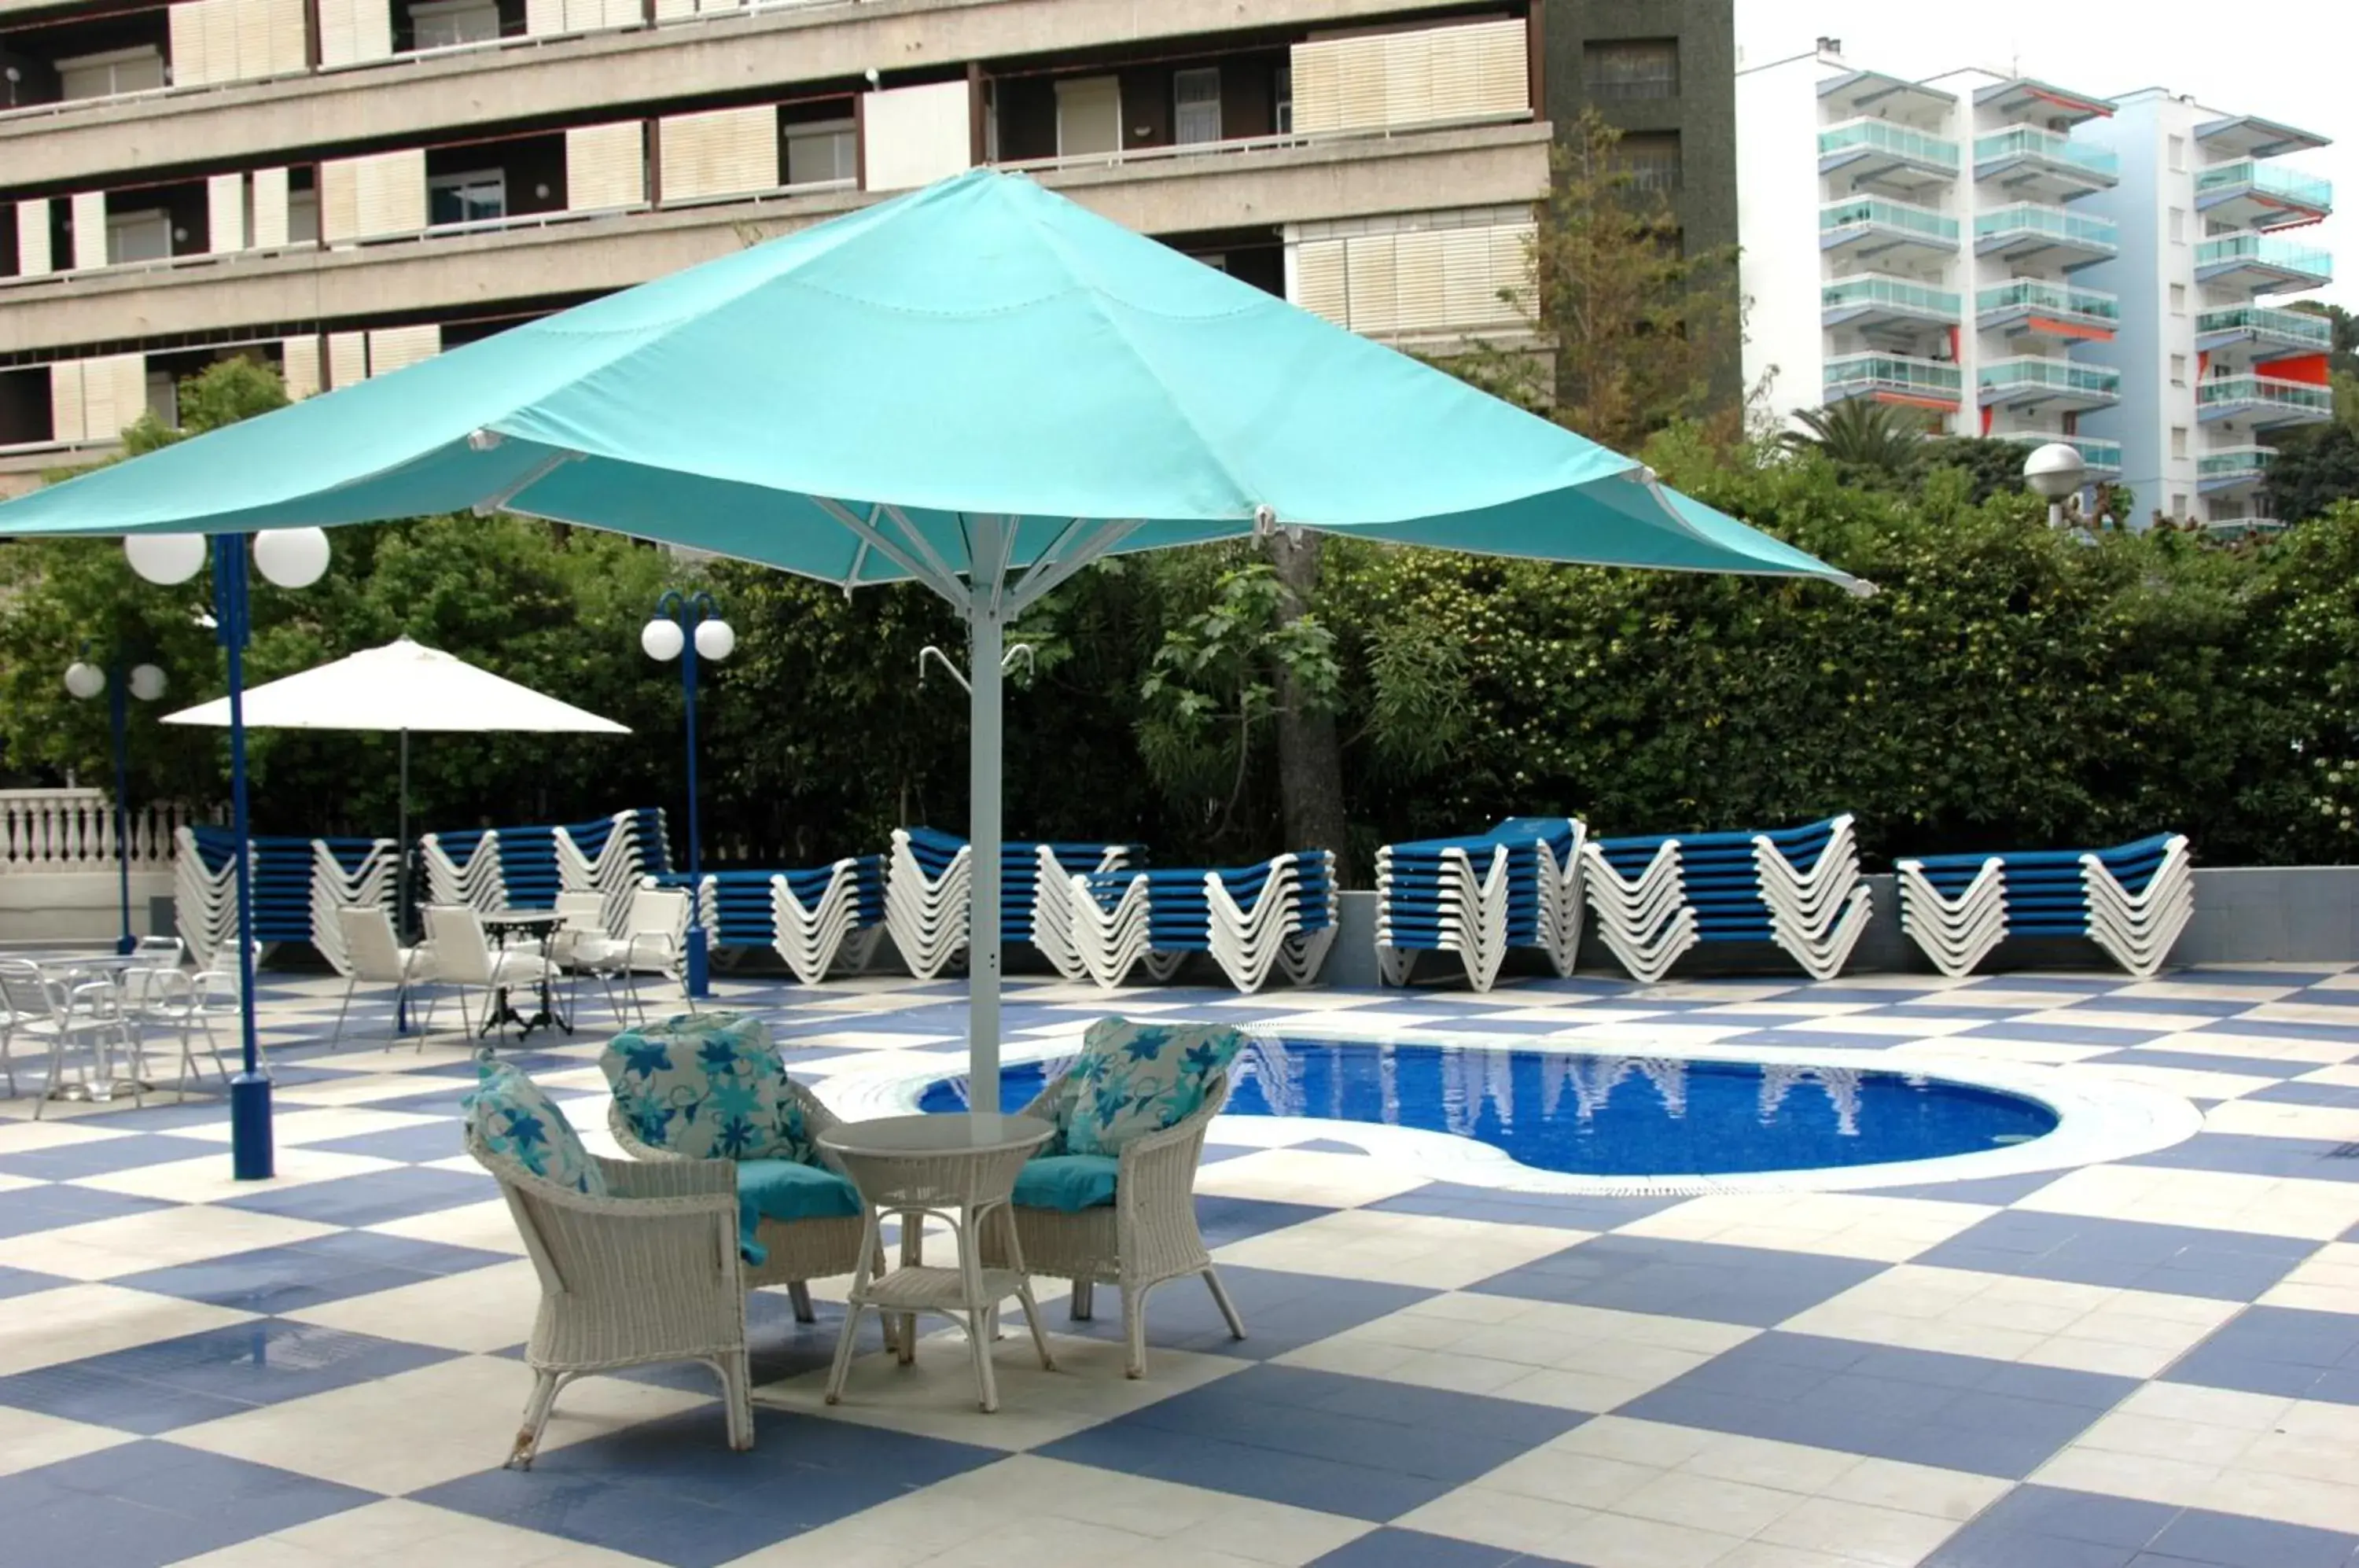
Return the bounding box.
[64,653,168,955]
[641,590,732,1000]
[126,526,331,1182]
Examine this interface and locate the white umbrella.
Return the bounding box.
[166,637,630,931]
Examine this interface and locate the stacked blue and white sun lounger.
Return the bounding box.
[884,826,1139,981]
[655,859,889,985]
[1896,832,2192,979]
[1374,817,1587,991]
[418,807,670,920]
[175,826,399,972]
[1582,815,1872,983]
[1041,849,1339,993]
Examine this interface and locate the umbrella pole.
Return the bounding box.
[966,528,1004,1105]
[396,729,411,1030]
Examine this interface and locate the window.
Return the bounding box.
[784,120,856,187]
[1275,66,1293,134]
[2168,134,2186,172]
[2170,354,2188,386]
[2170,492,2188,518]
[106,210,173,265]
[1615,132,1682,193]
[409,0,500,49]
[2170,426,2188,459]
[2169,207,2186,243]
[57,46,165,101]
[1173,67,1222,145]
[427,169,506,228]
[2169,282,2187,314]
[1584,39,1679,101]
[1055,75,1122,158]
[145,368,176,428]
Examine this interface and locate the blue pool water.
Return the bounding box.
[917,1037,2058,1177]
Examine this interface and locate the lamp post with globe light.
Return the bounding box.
[2022,442,2089,532]
[123,527,331,1181]
[642,590,733,999]
[64,653,169,955]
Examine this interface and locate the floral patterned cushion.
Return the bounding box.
[600,1011,786,1161]
[464,1058,605,1196]
[1064,1018,1246,1158]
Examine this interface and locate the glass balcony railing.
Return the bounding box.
[1976,279,2120,325]
[1819,118,1962,171]
[1824,353,1963,399]
[1998,432,2123,472]
[1974,127,2118,179]
[2197,234,2334,281]
[2197,374,2335,415]
[2198,446,2275,481]
[1974,204,2119,253]
[2196,160,2334,210]
[2194,305,2335,348]
[1979,357,2122,399]
[1823,275,1962,318]
[1820,198,1960,245]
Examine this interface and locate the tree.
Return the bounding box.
[2287,301,2358,381]
[1923,436,2039,506]
[1779,399,1927,487]
[2267,422,2359,526]
[121,357,289,455]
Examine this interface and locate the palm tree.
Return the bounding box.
[1781,399,1930,484]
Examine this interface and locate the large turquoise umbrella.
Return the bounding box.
[0,167,1865,1094]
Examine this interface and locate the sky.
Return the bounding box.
[1735,0,2352,307]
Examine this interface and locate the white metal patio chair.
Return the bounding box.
[0,958,140,1118]
[331,906,440,1050]
[547,889,631,1026]
[562,885,694,1027]
[421,904,555,1040]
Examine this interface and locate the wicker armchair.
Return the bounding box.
[463,1121,752,1469]
[986,1067,1246,1378]
[606,1075,876,1322]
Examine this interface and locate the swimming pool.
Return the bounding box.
[915,1036,2060,1179]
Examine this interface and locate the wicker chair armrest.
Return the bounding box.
[1015,1066,1076,1124]
[1115,1069,1227,1208]
[597,1150,734,1201]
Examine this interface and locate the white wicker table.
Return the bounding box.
[819,1112,1057,1413]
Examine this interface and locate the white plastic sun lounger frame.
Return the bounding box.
[1374,823,1584,992]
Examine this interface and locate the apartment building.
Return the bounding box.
[1738,43,2130,480]
[2069,90,2335,533]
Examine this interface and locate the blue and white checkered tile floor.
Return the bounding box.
[2,961,2356,1568]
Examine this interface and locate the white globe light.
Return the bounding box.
[63,661,106,701]
[693,617,736,662]
[129,664,168,701]
[641,617,685,661]
[253,527,331,589]
[124,532,206,585]
[2021,442,2089,502]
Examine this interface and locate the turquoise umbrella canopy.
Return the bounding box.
[0,166,1865,1084]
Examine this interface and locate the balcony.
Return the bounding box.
[1974,204,2118,267]
[1823,352,1962,409]
[1821,274,1960,332]
[2195,374,2335,429]
[1973,127,2119,200]
[2198,444,2275,492]
[1819,197,1960,263]
[2194,304,2335,355]
[2195,160,2334,231]
[1977,355,2121,411]
[1996,431,2122,476]
[1975,278,2118,341]
[1817,118,1960,191]
[2196,234,2333,293]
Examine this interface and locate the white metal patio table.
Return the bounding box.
[819,1111,1057,1413]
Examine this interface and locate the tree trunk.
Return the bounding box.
[1262,528,1355,886]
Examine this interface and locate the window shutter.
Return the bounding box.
[657,106,778,202]
[319,158,361,242]
[282,336,322,399]
[652,0,694,17]
[1293,20,1526,134]
[1345,237,1398,333]
[326,331,368,387]
[1382,31,1434,128]
[1290,41,1340,134]
[230,0,277,79]
[1054,75,1121,157]
[208,173,247,252]
[16,199,51,276]
[319,0,390,64]
[1440,227,1495,326]
[267,0,307,75]
[316,0,353,65]
[202,0,238,81]
[1290,239,1347,323]
[366,324,440,375]
[601,0,639,27]
[353,149,425,237]
[1470,20,1528,116]
[863,80,973,193]
[250,167,289,246]
[169,2,214,86]
[71,192,107,271]
[524,0,565,35]
[565,122,646,211]
[1491,222,1536,318]
[1392,230,1447,332]
[50,363,86,442]
[1336,39,1386,131]
[78,354,145,443]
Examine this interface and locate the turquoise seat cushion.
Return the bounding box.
[735,1158,861,1265]
[1065,1018,1247,1157]
[464,1058,605,1197]
[1012,1154,1119,1213]
[600,1011,788,1161]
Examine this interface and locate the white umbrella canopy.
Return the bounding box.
[161,637,629,734]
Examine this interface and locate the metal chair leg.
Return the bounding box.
[330,974,358,1049]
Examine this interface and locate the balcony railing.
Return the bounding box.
[2194,305,2335,350]
[1976,279,2119,327]
[1973,127,2118,179]
[1822,275,1961,319]
[1979,356,2122,399]
[2198,445,2276,482]
[2197,234,2334,281]
[2197,374,2335,415]
[1819,119,1961,171]
[2195,160,2334,210]
[1824,353,1963,399]
[0,788,186,872]
[1820,197,1960,245]
[1997,432,2123,472]
[1974,204,2119,254]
